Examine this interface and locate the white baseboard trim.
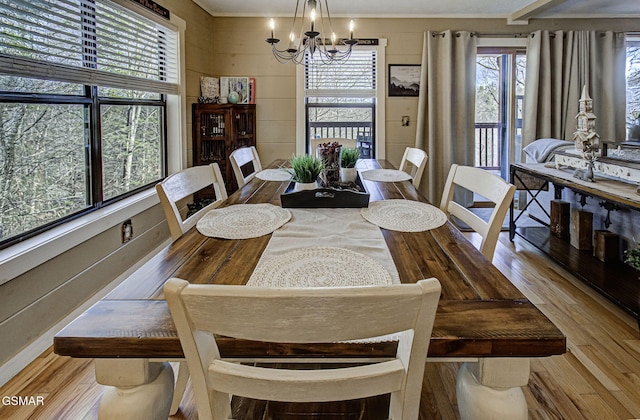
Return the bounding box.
[0,239,171,388]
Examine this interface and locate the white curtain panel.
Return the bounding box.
[522,30,626,149]
[415,31,477,204]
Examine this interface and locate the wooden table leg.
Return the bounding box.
[456,358,530,420]
[94,359,174,420]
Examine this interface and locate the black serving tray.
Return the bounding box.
[280,174,370,208]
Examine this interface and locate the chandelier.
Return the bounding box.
[265,0,357,65]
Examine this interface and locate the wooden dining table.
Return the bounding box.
[54,159,565,419]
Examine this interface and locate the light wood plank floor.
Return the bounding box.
[1,232,639,419]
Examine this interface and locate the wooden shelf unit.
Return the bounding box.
[510,163,640,325]
[192,103,256,194]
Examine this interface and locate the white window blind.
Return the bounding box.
[0,0,178,94]
[305,48,377,98]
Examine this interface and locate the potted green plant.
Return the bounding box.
[624,245,640,272]
[289,154,324,191]
[340,147,360,183]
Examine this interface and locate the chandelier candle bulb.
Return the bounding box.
[310,8,315,32]
[266,18,280,45]
[288,33,297,51]
[349,20,354,39]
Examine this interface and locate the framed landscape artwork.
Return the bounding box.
[388,64,421,97]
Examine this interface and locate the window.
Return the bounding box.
[475,48,526,178]
[303,43,381,158]
[0,0,178,248]
[626,34,640,140]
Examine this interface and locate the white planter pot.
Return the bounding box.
[340,167,357,183]
[293,181,318,192]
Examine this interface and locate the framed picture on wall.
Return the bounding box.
[220,77,251,104]
[388,64,421,97]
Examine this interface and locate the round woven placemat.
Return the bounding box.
[361,200,448,232]
[360,169,412,183]
[256,168,293,182]
[247,247,393,287]
[196,204,291,239]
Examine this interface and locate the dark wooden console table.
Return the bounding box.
[510,163,640,326]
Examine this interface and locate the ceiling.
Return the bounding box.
[192,0,640,24]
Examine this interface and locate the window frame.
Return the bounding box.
[96,90,168,204]
[296,39,387,158]
[0,0,173,249]
[0,1,186,280]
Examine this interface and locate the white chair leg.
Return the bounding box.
[170,361,189,415]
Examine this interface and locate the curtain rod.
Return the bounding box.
[430,31,622,39]
[430,32,528,38]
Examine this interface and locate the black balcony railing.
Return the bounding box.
[475,122,503,170]
[307,122,374,158]
[307,121,501,167]
[308,122,372,140]
[475,95,524,172]
[306,102,376,158]
[307,110,523,171]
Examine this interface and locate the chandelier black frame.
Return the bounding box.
[265,0,357,65]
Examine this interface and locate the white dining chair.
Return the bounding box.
[156,163,228,241]
[439,164,516,261]
[229,146,262,189]
[155,163,228,414]
[399,147,428,188]
[164,277,441,420]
